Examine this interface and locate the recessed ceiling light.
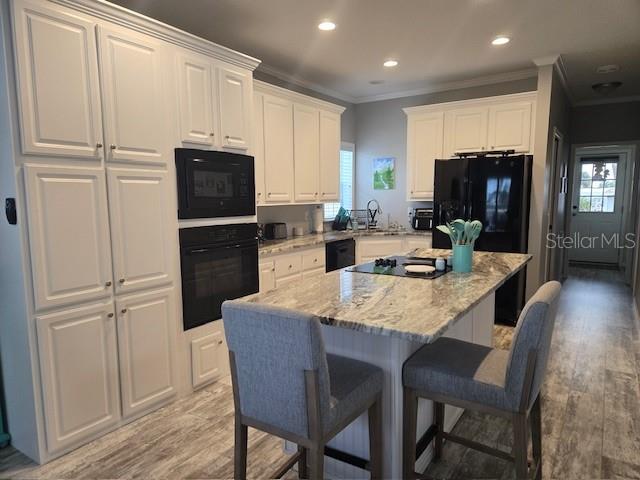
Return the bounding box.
[318,21,336,31]
[383,59,398,68]
[491,36,510,46]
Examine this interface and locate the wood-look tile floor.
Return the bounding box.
[1,266,639,479]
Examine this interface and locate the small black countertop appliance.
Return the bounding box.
[411,208,433,231]
[325,238,356,272]
[264,222,287,240]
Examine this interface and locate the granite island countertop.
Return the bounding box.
[234,248,531,344]
[259,229,432,256]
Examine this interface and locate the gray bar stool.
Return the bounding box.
[402,281,561,480]
[222,301,384,480]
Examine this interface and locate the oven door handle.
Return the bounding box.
[185,242,257,255]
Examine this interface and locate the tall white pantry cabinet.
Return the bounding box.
[0,0,259,463]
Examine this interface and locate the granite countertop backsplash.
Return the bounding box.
[259,229,432,256]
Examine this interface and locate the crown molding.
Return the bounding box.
[254,80,346,114]
[49,0,261,71]
[573,94,640,107]
[353,68,538,104]
[256,63,357,104]
[403,91,537,115]
[553,55,575,105]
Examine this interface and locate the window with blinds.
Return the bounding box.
[324,145,354,219]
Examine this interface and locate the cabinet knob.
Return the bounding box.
[271,268,275,272]
[217,340,223,345]
[257,192,261,196]
[107,312,114,318]
[315,192,318,196]
[121,308,127,314]
[267,193,272,196]
[110,144,117,150]
[119,278,125,284]
[210,132,215,137]
[225,135,230,139]
[96,143,103,148]
[288,264,293,269]
[105,281,112,287]
[314,258,318,263]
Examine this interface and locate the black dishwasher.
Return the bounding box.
[325,238,356,272]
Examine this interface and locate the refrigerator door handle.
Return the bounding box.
[467,180,473,219]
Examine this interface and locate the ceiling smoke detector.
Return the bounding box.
[596,64,620,74]
[592,81,622,95]
[369,80,385,85]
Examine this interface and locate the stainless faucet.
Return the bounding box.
[366,199,382,229]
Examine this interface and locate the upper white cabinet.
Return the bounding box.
[176,52,217,146]
[115,287,177,418]
[98,24,166,164]
[487,102,532,152]
[36,301,120,453]
[405,92,536,200]
[319,111,341,202]
[294,104,320,202]
[263,94,294,202]
[406,112,444,200]
[444,106,489,155]
[253,92,266,203]
[217,64,252,150]
[12,0,103,159]
[24,164,113,311]
[106,168,172,294]
[254,81,344,205]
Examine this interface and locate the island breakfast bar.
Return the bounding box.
[234,248,531,479]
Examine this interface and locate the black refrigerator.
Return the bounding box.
[432,154,532,325]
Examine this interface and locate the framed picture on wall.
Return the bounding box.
[373,157,395,190]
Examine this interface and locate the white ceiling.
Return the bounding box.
[111,0,640,104]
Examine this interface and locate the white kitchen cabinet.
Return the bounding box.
[12,0,104,159]
[24,164,113,311]
[263,94,294,202]
[274,253,303,279]
[217,64,252,150]
[176,52,217,146]
[444,107,488,156]
[356,238,405,264]
[191,330,227,388]
[487,101,532,153]
[319,110,341,201]
[406,112,443,200]
[294,104,320,202]
[259,260,276,293]
[98,24,167,164]
[36,301,120,453]
[106,167,172,294]
[405,236,432,252]
[115,287,177,418]
[253,92,266,204]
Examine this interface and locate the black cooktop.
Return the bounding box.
[347,255,451,279]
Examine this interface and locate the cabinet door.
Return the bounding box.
[176,52,216,146]
[405,236,432,253]
[253,92,266,204]
[106,168,172,294]
[444,107,488,155]
[36,302,120,453]
[191,330,227,388]
[259,260,276,293]
[98,25,166,164]
[487,102,532,152]
[217,65,252,150]
[294,104,320,202]
[24,164,113,311]
[319,111,341,201]
[116,287,177,418]
[356,238,404,263]
[263,95,294,202]
[407,112,443,200]
[12,0,103,159]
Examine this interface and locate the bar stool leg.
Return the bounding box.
[512,412,529,479]
[297,445,308,479]
[234,420,248,480]
[402,387,418,479]
[530,395,542,480]
[434,401,445,461]
[308,444,324,480]
[368,395,383,479]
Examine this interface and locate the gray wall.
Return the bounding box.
[353,77,538,228]
[571,101,640,145]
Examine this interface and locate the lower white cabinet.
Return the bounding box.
[36,301,120,453]
[191,329,227,388]
[115,287,177,418]
[260,247,326,290]
[259,260,276,293]
[356,236,432,264]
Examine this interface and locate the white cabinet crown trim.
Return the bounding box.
[403,91,537,115]
[46,0,260,71]
[254,80,346,114]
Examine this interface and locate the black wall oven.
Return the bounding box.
[176,148,255,219]
[179,223,259,330]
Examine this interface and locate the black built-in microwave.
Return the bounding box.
[175,148,255,219]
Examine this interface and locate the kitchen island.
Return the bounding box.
[235,248,531,479]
